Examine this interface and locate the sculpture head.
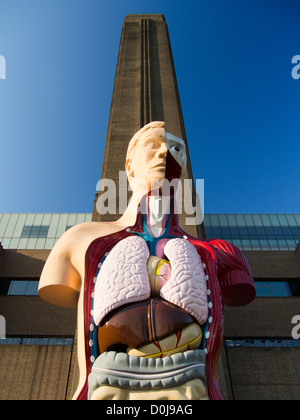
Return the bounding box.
[125,121,187,194]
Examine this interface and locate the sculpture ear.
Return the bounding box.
[126,157,134,178]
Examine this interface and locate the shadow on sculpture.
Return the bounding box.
[38,121,256,400]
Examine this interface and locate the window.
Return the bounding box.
[0,337,73,346]
[225,339,300,348]
[254,280,300,297]
[255,281,291,297]
[204,214,300,250]
[39,226,50,238]
[8,280,39,296]
[21,226,32,238]
[21,225,49,239]
[0,280,11,295]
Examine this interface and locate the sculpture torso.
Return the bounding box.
[76,194,255,400]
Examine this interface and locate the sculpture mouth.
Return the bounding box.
[151,162,166,170]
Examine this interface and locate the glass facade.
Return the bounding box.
[204,214,300,251]
[0,213,91,250]
[8,280,39,296]
[254,281,293,297]
[225,339,300,348]
[0,213,299,251]
[21,225,49,238]
[0,337,74,346]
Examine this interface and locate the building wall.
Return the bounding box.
[0,238,78,400]
[225,298,300,337]
[226,347,300,400]
[245,249,300,278]
[0,344,73,400]
[0,296,76,336]
[1,213,300,400]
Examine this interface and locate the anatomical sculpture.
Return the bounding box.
[38,121,256,400]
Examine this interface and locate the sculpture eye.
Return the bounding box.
[170,145,183,157]
[144,141,160,149]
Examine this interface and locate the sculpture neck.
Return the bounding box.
[144,192,171,237]
[128,190,184,238]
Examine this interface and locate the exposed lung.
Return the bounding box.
[93,236,208,327]
[161,238,208,325]
[93,236,151,326]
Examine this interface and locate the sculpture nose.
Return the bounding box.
[157,142,168,158]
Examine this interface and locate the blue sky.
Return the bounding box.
[0,0,299,215]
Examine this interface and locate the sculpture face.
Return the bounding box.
[165,132,186,172]
[127,126,187,192]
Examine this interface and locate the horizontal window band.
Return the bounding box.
[0,336,74,346]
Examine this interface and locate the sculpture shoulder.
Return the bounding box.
[206,238,250,265]
[54,220,126,257]
[38,220,126,307]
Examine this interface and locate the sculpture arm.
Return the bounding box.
[38,232,82,308]
[208,239,256,307]
[38,221,123,308]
